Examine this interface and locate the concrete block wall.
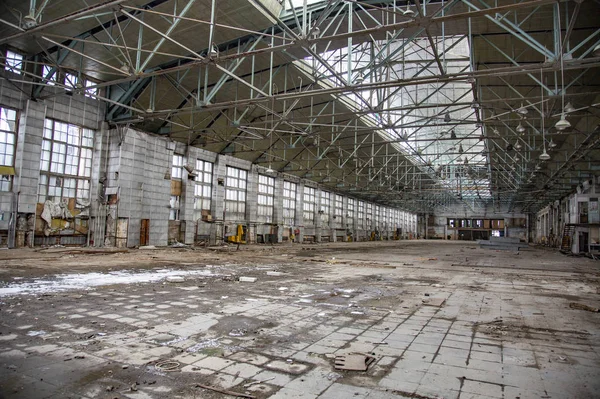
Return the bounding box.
[0,66,105,246]
[0,66,417,247]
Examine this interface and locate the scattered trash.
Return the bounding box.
[278,287,288,291]
[194,382,256,398]
[423,297,446,307]
[243,377,274,388]
[266,271,284,276]
[239,277,257,283]
[334,353,376,371]
[26,330,46,337]
[327,372,343,381]
[170,241,189,248]
[229,328,247,337]
[569,303,599,312]
[154,360,180,371]
[166,276,185,283]
[139,245,157,250]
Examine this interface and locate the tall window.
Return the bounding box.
[39,119,93,202]
[42,65,57,85]
[194,159,213,214]
[366,203,373,229]
[303,186,316,224]
[357,201,365,229]
[225,166,247,220]
[4,50,23,74]
[257,174,274,223]
[283,181,297,226]
[320,191,330,224]
[347,198,355,228]
[171,154,184,179]
[374,205,380,229]
[333,194,343,228]
[85,80,98,98]
[0,107,17,192]
[65,73,78,90]
[169,154,184,221]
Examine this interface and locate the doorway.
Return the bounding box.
[140,219,149,246]
[579,232,589,253]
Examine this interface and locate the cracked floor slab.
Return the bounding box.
[0,241,599,399]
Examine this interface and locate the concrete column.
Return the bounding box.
[273,176,284,243]
[315,188,322,243]
[296,182,304,243]
[213,156,227,243]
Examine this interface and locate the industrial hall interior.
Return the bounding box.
[0,0,599,398]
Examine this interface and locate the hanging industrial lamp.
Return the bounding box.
[403,1,416,16]
[564,102,576,113]
[514,140,522,151]
[444,112,451,122]
[516,102,528,116]
[555,115,571,131]
[516,122,526,133]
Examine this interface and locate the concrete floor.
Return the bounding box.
[0,241,598,399]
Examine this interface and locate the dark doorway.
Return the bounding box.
[579,232,589,253]
[140,219,150,246]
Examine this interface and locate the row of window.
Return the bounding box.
[3,50,98,98]
[175,156,415,228]
[447,219,504,229]
[0,104,416,228]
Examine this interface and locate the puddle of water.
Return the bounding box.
[0,269,218,297]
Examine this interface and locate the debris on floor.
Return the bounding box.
[334,353,376,371]
[423,297,446,307]
[569,302,600,312]
[239,276,257,282]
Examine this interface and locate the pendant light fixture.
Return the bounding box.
[444,112,451,122]
[514,140,522,151]
[548,138,557,148]
[555,117,571,131]
[516,122,526,133]
[555,13,571,132]
[403,1,415,16]
[516,102,528,116]
[564,102,576,113]
[539,68,551,162]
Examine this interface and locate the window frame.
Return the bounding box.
[257,174,275,223]
[0,106,18,192]
[194,159,213,213]
[38,119,94,203]
[283,181,297,226]
[303,186,316,224]
[224,166,247,219]
[4,50,23,75]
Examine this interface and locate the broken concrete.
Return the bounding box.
[0,241,598,399]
